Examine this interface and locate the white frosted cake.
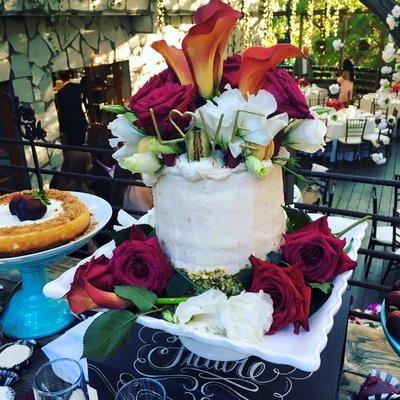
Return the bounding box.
[153,156,286,275]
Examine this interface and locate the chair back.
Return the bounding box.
[371,187,378,238]
[370,98,379,114]
[345,118,367,142]
[391,175,400,251]
[393,108,398,118]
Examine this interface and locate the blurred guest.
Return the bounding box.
[50,151,93,193]
[338,58,355,103]
[293,45,315,82]
[55,71,88,146]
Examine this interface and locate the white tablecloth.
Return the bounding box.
[360,93,400,115]
[315,107,377,162]
[323,108,376,140]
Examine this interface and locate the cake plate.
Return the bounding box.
[45,213,367,372]
[0,192,112,339]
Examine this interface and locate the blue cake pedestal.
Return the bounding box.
[0,191,112,339]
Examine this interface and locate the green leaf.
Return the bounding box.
[137,224,156,238]
[166,272,192,297]
[234,267,254,291]
[309,283,334,316]
[282,205,312,233]
[83,310,136,361]
[115,286,157,313]
[308,282,334,294]
[266,251,283,265]
[107,227,131,246]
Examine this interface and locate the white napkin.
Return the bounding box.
[371,153,387,165]
[42,315,100,380]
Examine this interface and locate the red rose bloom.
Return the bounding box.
[263,69,312,119]
[249,256,311,334]
[281,216,357,283]
[110,226,174,296]
[67,255,131,314]
[129,80,196,140]
[220,54,242,89]
[128,68,177,107]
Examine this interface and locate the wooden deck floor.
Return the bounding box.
[317,137,400,310]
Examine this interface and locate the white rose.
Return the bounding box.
[329,83,340,95]
[195,86,288,157]
[124,152,162,174]
[377,96,390,108]
[381,66,393,74]
[332,39,344,51]
[387,14,397,30]
[382,43,397,63]
[285,118,326,153]
[108,114,146,168]
[393,6,400,19]
[220,291,274,344]
[393,72,400,82]
[174,289,227,334]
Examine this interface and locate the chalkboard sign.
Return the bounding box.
[89,294,349,400]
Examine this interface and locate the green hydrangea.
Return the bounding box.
[187,269,244,296]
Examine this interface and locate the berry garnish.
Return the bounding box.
[8,191,50,221]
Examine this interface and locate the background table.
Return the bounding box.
[360,93,400,115]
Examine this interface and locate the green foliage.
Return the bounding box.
[83,310,136,361]
[309,282,334,294]
[114,286,157,313]
[282,205,312,233]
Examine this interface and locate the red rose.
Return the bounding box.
[263,69,312,119]
[110,227,174,295]
[281,216,357,283]
[129,81,196,140]
[220,54,242,89]
[249,256,311,334]
[67,255,131,314]
[128,68,177,106]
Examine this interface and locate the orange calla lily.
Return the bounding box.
[152,0,240,100]
[151,40,193,86]
[238,44,304,96]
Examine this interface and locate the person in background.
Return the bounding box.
[55,71,88,146]
[337,58,355,103]
[50,151,93,193]
[293,45,315,82]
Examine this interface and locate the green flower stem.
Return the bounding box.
[156,297,188,305]
[334,216,371,238]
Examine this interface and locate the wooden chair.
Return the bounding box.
[365,180,400,280]
[381,175,400,284]
[337,118,367,161]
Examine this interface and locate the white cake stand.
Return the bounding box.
[0,192,112,339]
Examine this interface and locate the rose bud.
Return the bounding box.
[387,291,400,308]
[387,310,400,342]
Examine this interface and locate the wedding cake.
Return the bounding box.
[153,157,285,274]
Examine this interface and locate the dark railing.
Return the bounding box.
[0,128,397,323]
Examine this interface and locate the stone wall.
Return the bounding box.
[0,2,153,175]
[0,0,267,182]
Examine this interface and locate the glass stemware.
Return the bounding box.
[33,358,89,400]
[116,378,166,400]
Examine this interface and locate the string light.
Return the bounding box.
[332,0,340,36]
[290,0,299,44]
[262,0,275,46]
[304,0,314,46]
[241,1,251,48]
[325,0,332,37]
[156,0,166,34]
